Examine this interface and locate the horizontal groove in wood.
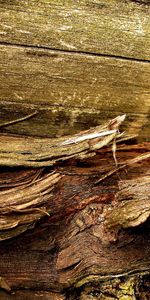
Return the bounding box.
[0,0,149,60]
[0,44,149,139]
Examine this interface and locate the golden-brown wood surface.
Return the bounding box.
[0,115,128,167]
[0,0,149,59]
[0,0,149,139]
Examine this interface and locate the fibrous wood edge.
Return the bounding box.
[0,143,149,292]
[0,172,61,240]
[0,0,149,60]
[0,115,127,167]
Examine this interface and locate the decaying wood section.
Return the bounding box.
[0,0,150,139]
[0,139,149,299]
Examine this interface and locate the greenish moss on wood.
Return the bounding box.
[80,276,146,300]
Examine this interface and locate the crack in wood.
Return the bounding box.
[0,41,150,64]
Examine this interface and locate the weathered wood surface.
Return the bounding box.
[0,0,150,139]
[0,1,150,299]
[0,0,149,60]
[0,45,149,139]
[0,143,149,297]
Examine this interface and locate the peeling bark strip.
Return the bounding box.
[0,115,127,167]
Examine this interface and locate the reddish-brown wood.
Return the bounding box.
[0,142,149,299]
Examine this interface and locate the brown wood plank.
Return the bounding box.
[0,45,149,139]
[0,0,149,60]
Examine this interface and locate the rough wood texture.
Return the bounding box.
[0,1,150,297]
[0,115,129,167]
[0,142,149,298]
[0,172,61,240]
[0,0,149,60]
[0,116,127,240]
[0,45,149,139]
[0,0,150,139]
[0,291,65,300]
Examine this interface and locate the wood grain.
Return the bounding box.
[0,115,135,167]
[0,1,149,139]
[0,1,150,298]
[0,0,149,60]
[0,45,149,139]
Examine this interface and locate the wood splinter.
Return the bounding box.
[0,114,126,167]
